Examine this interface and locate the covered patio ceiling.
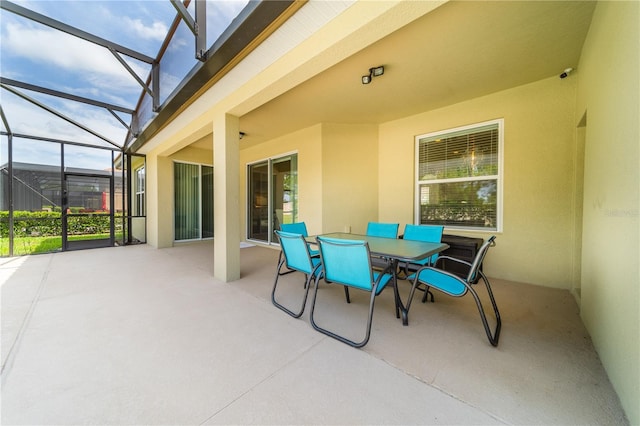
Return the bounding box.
[231,0,596,148]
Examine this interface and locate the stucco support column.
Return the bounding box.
[213,113,241,282]
[146,153,173,248]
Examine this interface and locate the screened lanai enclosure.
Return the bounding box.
[0,0,294,256]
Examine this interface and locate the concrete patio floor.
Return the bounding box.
[1,241,629,425]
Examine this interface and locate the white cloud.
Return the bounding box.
[3,22,149,93]
[124,17,168,41]
[208,0,249,18]
[1,1,171,162]
[2,90,126,149]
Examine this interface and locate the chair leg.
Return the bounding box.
[421,285,434,303]
[466,271,501,346]
[343,286,351,303]
[310,278,377,348]
[271,259,314,319]
[276,251,297,277]
[406,273,424,313]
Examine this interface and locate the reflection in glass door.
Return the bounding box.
[272,155,297,233]
[247,154,297,243]
[63,174,114,250]
[201,165,214,238]
[248,162,269,241]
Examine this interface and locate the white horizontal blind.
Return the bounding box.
[418,123,499,181]
[415,120,502,231]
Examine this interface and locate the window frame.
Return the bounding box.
[414,118,504,232]
[134,165,145,216]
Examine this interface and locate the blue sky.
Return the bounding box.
[1,0,248,168]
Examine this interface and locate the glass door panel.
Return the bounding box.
[248,162,269,241]
[272,156,297,230]
[247,154,297,243]
[202,165,214,238]
[174,163,200,241]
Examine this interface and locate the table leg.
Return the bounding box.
[391,259,409,326]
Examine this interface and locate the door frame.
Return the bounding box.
[62,172,115,251]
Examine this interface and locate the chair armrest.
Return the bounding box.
[413,264,464,282]
[434,255,473,268]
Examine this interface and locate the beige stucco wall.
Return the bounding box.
[145,153,173,248]
[379,76,579,288]
[239,125,323,241]
[234,76,584,291]
[575,1,639,423]
[171,145,213,166]
[321,123,379,235]
[145,143,215,247]
[237,123,379,242]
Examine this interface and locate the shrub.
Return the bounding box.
[0,211,114,237]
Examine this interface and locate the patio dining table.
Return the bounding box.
[308,232,449,326]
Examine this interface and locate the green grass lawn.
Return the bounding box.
[0,233,122,256]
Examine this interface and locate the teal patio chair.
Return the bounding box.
[406,236,501,346]
[401,224,444,302]
[366,221,399,270]
[366,222,399,239]
[272,230,323,318]
[310,236,394,348]
[280,221,309,236]
[280,222,319,257]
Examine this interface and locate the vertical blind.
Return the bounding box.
[201,165,214,238]
[174,162,200,240]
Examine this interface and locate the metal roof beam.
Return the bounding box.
[0,105,11,135]
[170,0,207,61]
[129,0,299,153]
[1,83,122,149]
[0,77,135,114]
[0,132,120,152]
[108,109,133,134]
[170,0,196,33]
[1,1,155,64]
[107,48,154,99]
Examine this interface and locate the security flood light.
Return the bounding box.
[361,65,384,84]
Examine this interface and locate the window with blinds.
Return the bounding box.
[134,166,145,216]
[415,119,503,231]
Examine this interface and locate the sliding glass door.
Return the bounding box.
[201,165,214,238]
[174,162,213,241]
[247,154,297,243]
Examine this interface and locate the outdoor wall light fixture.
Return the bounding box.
[361,65,384,84]
[239,132,246,139]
